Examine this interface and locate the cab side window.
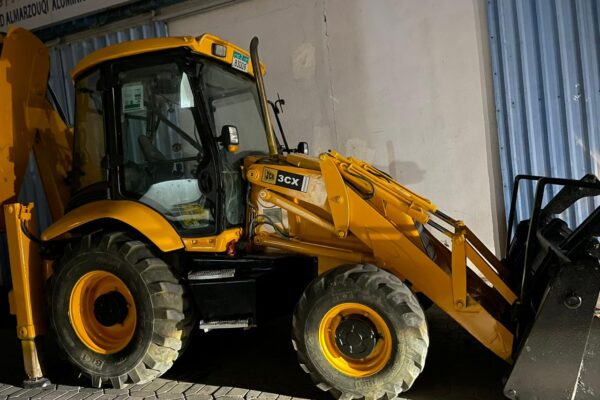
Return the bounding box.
[72,70,106,192]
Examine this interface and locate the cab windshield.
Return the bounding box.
[197,60,269,162]
[117,56,268,234]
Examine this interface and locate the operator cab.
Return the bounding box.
[69,36,270,237]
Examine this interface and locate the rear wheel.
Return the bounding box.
[48,232,193,388]
[292,264,428,400]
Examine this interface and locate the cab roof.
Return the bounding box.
[71,33,265,80]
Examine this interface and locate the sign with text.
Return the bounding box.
[0,0,131,30]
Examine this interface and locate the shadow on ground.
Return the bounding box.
[0,307,508,400]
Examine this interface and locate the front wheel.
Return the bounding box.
[48,232,194,388]
[292,264,428,400]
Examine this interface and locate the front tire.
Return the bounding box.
[292,264,428,400]
[48,232,193,388]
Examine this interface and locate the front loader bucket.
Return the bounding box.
[502,175,600,400]
[503,260,600,400]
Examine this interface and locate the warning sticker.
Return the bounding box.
[232,51,249,73]
[122,83,144,113]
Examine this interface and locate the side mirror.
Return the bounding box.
[297,142,309,155]
[219,125,240,153]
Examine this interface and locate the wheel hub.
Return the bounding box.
[94,291,129,327]
[335,315,378,359]
[318,302,393,378]
[69,270,137,355]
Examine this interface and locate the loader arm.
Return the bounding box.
[248,151,517,360]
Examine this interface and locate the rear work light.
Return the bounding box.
[212,43,227,57]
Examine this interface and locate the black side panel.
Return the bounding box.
[186,254,317,325]
[503,261,600,400]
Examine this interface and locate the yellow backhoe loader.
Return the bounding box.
[1,27,599,400]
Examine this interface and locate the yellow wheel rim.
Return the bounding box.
[318,303,392,378]
[69,271,137,355]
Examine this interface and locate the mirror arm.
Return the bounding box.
[267,100,290,152]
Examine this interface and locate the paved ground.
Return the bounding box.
[0,380,309,400]
[0,307,509,400]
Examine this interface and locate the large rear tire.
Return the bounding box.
[292,264,428,400]
[48,232,193,388]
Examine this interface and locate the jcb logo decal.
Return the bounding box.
[262,167,309,192]
[262,168,278,184]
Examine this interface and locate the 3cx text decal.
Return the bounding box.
[262,167,309,192]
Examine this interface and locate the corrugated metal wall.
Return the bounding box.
[487,0,600,227]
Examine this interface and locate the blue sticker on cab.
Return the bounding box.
[232,51,249,73]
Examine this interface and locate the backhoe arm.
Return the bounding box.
[0,27,72,221]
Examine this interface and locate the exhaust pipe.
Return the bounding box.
[250,37,279,156]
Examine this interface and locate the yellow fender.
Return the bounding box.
[42,200,184,252]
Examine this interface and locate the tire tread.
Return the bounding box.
[292,264,428,400]
[48,231,194,389]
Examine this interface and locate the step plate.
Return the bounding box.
[199,319,252,332]
[188,269,236,280]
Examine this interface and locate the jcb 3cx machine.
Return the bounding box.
[0,27,599,400]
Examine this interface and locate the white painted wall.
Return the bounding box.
[167,0,505,252]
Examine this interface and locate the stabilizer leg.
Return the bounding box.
[4,203,49,387]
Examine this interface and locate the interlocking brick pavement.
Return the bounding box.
[0,383,309,400]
